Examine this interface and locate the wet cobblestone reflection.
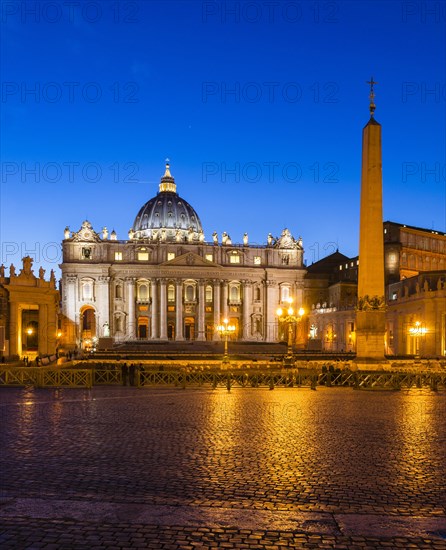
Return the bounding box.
[1,386,446,548]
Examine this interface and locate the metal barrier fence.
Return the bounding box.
[138,370,446,391]
[0,368,92,388]
[1,367,446,390]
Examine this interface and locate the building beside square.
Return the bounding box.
[305,222,446,357]
[0,258,59,359]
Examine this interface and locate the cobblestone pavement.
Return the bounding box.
[1,386,446,549]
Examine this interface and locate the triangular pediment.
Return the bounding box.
[161,252,221,267]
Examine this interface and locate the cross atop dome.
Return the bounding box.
[159,159,176,193]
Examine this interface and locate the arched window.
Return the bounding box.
[115,284,122,299]
[254,287,261,301]
[185,284,195,302]
[139,284,148,301]
[115,316,122,332]
[205,285,213,302]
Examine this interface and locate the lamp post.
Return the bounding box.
[276,298,304,366]
[216,318,236,363]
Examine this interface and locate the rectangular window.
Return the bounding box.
[168,306,175,312]
[230,255,240,264]
[205,306,212,313]
[167,252,176,261]
[254,256,261,265]
[205,254,213,262]
[138,252,149,261]
[115,252,123,261]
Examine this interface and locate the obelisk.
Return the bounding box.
[355,78,386,364]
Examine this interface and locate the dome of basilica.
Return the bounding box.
[132,163,204,242]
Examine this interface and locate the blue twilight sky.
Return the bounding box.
[1,0,445,277]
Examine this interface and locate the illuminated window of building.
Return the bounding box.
[138,248,149,261]
[167,252,175,261]
[339,265,342,270]
[280,286,290,302]
[230,285,240,301]
[205,254,213,262]
[82,280,93,301]
[229,253,240,264]
[168,284,175,302]
[254,256,261,265]
[168,305,175,312]
[115,251,123,261]
[205,285,213,302]
[205,306,212,312]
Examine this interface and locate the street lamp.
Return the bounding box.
[216,318,236,362]
[408,320,427,357]
[276,298,304,365]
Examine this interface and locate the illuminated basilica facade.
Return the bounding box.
[60,163,306,349]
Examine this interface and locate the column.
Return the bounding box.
[98,276,110,337]
[265,280,278,342]
[151,279,159,339]
[212,280,221,341]
[64,275,78,347]
[242,280,252,341]
[159,279,168,340]
[175,279,184,340]
[9,302,19,356]
[47,299,57,355]
[221,281,228,319]
[197,281,205,341]
[126,278,135,339]
[38,304,48,355]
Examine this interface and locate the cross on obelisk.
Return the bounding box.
[366,76,378,117]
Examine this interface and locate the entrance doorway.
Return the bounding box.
[81,307,96,349]
[138,317,149,339]
[184,317,195,340]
